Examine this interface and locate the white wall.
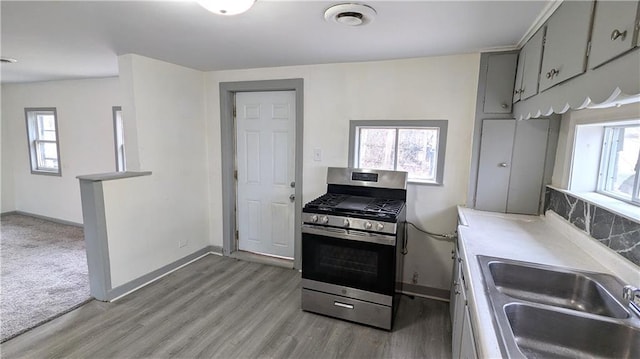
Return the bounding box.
[1,78,121,223]
[205,54,481,290]
[103,54,210,287]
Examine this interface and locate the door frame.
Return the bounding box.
[219,79,304,269]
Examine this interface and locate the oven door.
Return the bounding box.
[302,224,396,297]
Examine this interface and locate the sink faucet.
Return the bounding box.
[623,285,640,316]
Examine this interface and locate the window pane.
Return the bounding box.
[604,126,639,200]
[397,128,439,181]
[37,114,57,140]
[36,142,58,169]
[358,128,396,170]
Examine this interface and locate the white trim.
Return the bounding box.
[516,0,563,48]
[109,250,222,302]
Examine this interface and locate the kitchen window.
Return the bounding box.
[113,106,126,172]
[25,108,61,175]
[349,120,448,184]
[598,124,640,205]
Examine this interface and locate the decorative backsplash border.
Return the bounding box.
[545,187,640,266]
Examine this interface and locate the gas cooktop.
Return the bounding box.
[303,193,405,220]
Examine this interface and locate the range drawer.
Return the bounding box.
[301,288,392,330]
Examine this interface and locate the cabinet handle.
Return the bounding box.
[611,29,627,41]
[499,162,508,167]
[501,103,508,109]
[546,68,559,79]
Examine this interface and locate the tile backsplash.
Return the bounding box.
[545,187,640,266]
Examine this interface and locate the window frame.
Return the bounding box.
[24,107,62,176]
[597,123,640,206]
[112,106,126,172]
[348,120,448,185]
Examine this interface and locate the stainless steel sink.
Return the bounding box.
[505,303,640,359]
[488,261,628,318]
[478,256,640,359]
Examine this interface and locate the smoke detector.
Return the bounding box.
[324,3,376,26]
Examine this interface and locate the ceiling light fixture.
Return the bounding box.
[197,0,256,16]
[324,3,376,27]
[0,57,18,64]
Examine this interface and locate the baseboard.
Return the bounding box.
[230,250,294,269]
[401,283,450,302]
[1,210,83,228]
[107,246,219,302]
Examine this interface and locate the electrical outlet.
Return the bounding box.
[412,272,419,284]
[313,148,322,162]
[179,239,188,248]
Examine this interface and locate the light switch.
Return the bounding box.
[313,148,322,162]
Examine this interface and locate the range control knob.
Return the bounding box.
[376,222,384,231]
[311,215,318,223]
[364,221,373,230]
[321,216,329,224]
[343,219,350,227]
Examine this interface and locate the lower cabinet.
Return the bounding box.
[451,246,478,359]
[460,305,479,359]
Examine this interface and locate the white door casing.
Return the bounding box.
[235,91,296,258]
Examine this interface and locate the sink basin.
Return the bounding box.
[489,261,628,318]
[505,303,640,359]
[477,256,639,358]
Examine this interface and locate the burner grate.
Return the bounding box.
[363,198,404,215]
[305,193,349,209]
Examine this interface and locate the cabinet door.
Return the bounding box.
[459,306,478,359]
[451,262,466,359]
[520,27,546,100]
[475,120,516,212]
[539,1,594,92]
[512,51,525,104]
[506,119,550,215]
[589,1,640,69]
[450,248,460,321]
[483,53,518,113]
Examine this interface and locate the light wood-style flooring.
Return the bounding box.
[1,254,452,358]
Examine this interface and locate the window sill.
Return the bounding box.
[550,186,639,223]
[31,169,61,176]
[408,180,442,186]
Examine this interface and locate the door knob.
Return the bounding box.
[289,194,295,202]
[290,181,295,188]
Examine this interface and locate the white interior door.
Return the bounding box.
[235,91,296,259]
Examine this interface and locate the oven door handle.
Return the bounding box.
[302,224,396,246]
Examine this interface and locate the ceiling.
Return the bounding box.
[0,1,553,84]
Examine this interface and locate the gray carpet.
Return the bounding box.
[1,213,91,343]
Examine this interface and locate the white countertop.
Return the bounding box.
[456,206,640,358]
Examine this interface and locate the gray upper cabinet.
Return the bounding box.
[475,119,516,212]
[483,53,518,113]
[539,1,594,92]
[475,119,551,215]
[589,1,640,69]
[513,27,546,103]
[512,51,525,104]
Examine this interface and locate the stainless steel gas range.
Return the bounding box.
[301,167,407,330]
